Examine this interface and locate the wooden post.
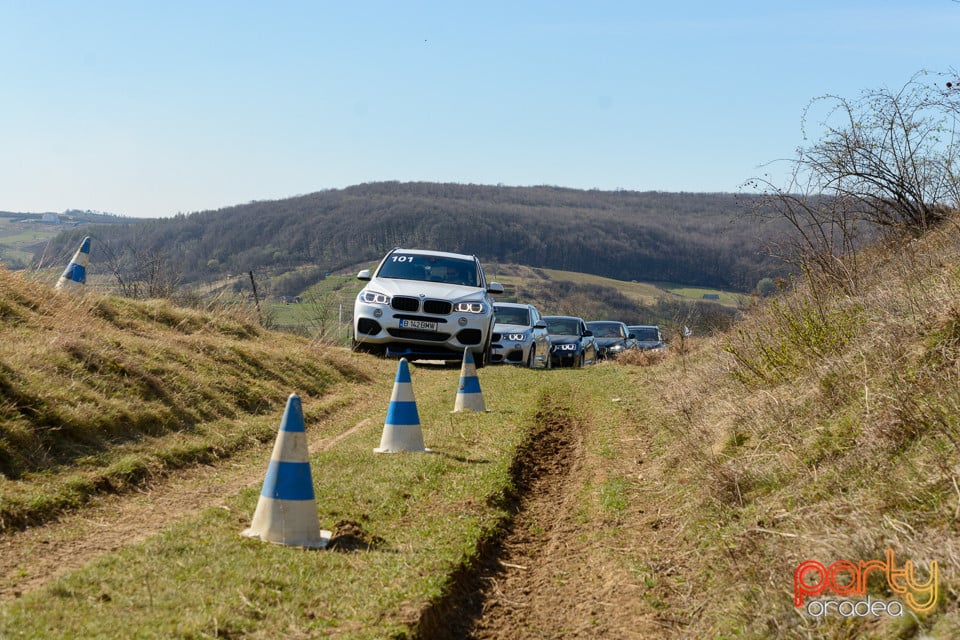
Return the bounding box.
[249,270,262,325]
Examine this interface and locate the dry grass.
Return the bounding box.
[0,268,369,532]
[615,348,670,367]
[624,217,960,637]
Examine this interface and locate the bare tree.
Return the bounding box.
[748,70,960,292]
[98,235,181,299]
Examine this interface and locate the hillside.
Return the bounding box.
[3,213,960,637]
[0,210,130,270]
[33,182,791,295]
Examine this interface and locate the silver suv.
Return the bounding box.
[490,302,551,368]
[352,248,504,366]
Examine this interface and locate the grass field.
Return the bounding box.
[4,217,960,636]
[659,284,747,307]
[0,215,58,268]
[1,361,560,638]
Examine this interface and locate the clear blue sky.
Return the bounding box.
[1,1,956,218]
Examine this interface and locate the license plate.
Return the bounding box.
[400,319,438,331]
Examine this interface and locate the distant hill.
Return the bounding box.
[0,210,129,270]
[31,182,791,294]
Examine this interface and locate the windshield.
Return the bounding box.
[495,306,531,326]
[545,317,580,336]
[632,327,661,341]
[377,253,478,287]
[588,323,622,338]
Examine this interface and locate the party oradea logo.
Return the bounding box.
[794,548,938,618]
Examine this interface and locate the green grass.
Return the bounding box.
[658,283,747,307]
[0,363,555,639]
[535,268,666,305]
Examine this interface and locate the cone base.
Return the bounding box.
[374,447,432,454]
[241,527,332,549]
[453,397,487,413]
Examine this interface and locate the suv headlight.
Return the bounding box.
[507,332,527,342]
[454,301,486,314]
[359,289,391,305]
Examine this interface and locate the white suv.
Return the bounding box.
[352,248,504,366]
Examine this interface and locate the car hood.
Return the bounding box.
[594,337,626,346]
[367,279,486,302]
[637,340,664,348]
[547,335,582,345]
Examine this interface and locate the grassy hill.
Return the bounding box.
[30,182,790,295]
[2,212,959,637]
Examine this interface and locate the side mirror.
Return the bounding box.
[488,281,504,294]
[357,269,371,281]
[534,321,547,329]
[628,333,636,339]
[582,330,593,337]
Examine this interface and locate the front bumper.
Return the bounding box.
[490,336,533,364]
[548,343,583,367]
[597,344,628,360]
[353,302,491,360]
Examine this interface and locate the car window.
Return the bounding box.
[588,323,620,337]
[377,254,478,286]
[495,306,530,326]
[634,328,661,341]
[545,317,579,335]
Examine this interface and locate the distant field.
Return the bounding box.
[0,216,59,267]
[659,284,748,307]
[0,210,133,271]
[526,268,665,305]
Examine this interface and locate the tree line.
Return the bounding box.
[38,183,793,295]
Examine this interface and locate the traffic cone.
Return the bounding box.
[375,358,429,453]
[55,236,91,291]
[453,348,486,412]
[242,394,331,548]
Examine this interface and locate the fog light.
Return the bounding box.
[373,309,382,318]
[458,317,468,326]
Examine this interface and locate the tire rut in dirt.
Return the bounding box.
[412,395,581,640]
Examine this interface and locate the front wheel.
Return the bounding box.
[474,343,490,368]
[575,353,584,369]
[527,345,536,369]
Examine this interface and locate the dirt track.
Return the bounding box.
[415,392,662,639]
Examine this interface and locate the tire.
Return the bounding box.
[527,345,536,369]
[575,353,584,369]
[475,323,493,368]
[475,344,488,368]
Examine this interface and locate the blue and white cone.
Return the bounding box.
[453,348,487,412]
[55,236,91,291]
[375,358,429,453]
[242,394,331,548]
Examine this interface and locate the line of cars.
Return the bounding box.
[489,307,665,369]
[351,247,665,369]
